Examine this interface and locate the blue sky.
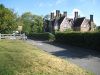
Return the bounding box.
[0,0,100,26]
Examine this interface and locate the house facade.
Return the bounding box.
[43,10,96,32]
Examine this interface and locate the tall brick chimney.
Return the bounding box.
[60,13,62,18]
[56,10,60,18]
[50,12,54,19]
[63,11,67,17]
[90,15,93,22]
[74,12,78,19]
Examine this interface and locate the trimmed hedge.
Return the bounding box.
[28,32,55,41]
[55,32,100,50]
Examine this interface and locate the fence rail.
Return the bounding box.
[0,33,27,40]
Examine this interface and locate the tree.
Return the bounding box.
[44,14,50,20]
[21,12,34,34]
[0,4,17,33]
[21,12,43,35]
[96,26,100,32]
[16,17,24,33]
[33,15,43,33]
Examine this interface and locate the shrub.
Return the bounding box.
[64,28,73,32]
[55,32,100,50]
[28,32,55,41]
[48,33,55,41]
[96,26,100,32]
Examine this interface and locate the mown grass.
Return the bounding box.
[0,40,94,75]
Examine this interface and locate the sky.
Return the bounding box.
[0,0,100,26]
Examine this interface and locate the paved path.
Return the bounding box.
[27,39,100,75]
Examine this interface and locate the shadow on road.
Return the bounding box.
[43,41,100,59]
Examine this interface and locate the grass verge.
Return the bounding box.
[0,40,94,75]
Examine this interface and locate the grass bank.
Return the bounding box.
[0,40,94,75]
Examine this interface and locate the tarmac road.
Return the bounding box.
[27,39,100,75]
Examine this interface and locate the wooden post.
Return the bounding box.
[23,33,25,40]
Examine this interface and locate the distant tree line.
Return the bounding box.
[0,4,43,34]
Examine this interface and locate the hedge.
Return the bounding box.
[28,32,55,41]
[55,32,100,50]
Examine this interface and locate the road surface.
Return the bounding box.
[27,39,100,75]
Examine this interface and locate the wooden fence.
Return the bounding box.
[0,33,27,40]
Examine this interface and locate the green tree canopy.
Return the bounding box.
[21,12,34,34]
[33,15,43,33]
[20,12,43,35]
[0,4,43,34]
[0,4,17,33]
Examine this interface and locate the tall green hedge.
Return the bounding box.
[55,32,100,50]
[28,32,55,41]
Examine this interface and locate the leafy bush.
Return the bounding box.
[64,28,73,32]
[48,33,55,41]
[28,32,55,41]
[55,32,100,50]
[96,26,100,32]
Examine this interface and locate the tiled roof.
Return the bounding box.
[58,16,65,25]
[73,17,85,27]
[50,16,65,26]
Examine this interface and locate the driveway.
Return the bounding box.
[27,39,100,75]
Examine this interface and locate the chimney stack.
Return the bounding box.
[60,13,62,18]
[74,12,78,19]
[90,15,93,22]
[50,12,54,19]
[63,11,67,17]
[56,10,60,18]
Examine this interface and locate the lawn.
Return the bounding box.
[0,40,94,75]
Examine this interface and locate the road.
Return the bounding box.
[27,39,100,75]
